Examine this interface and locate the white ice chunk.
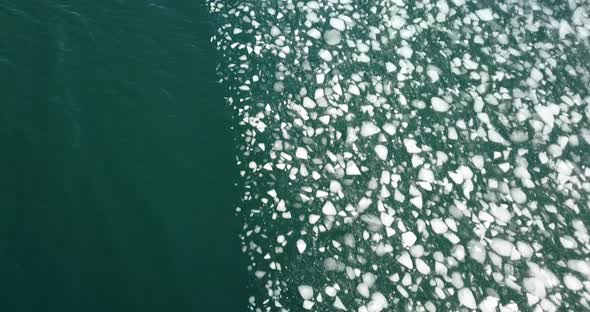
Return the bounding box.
[325,286,337,297]
[410,196,423,209]
[390,15,406,29]
[559,20,574,39]
[468,240,487,263]
[431,97,450,112]
[401,231,417,248]
[397,251,413,269]
[322,201,337,215]
[296,147,309,159]
[357,197,372,212]
[510,187,527,204]
[297,239,307,253]
[348,84,360,96]
[346,160,361,175]
[516,241,534,258]
[458,288,477,309]
[490,238,514,257]
[426,65,440,82]
[298,285,314,300]
[369,292,388,311]
[487,129,507,145]
[430,218,448,234]
[530,68,544,82]
[374,145,388,161]
[318,49,333,62]
[415,258,431,275]
[534,105,555,128]
[490,205,511,224]
[475,8,494,21]
[329,17,346,31]
[418,168,434,183]
[563,274,583,291]
[334,297,347,310]
[380,212,394,227]
[324,29,341,46]
[303,96,317,109]
[404,139,421,154]
[397,46,413,58]
[270,26,281,37]
[360,122,381,137]
[382,123,396,135]
[307,28,322,39]
[356,283,370,298]
[478,296,499,312]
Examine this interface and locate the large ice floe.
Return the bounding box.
[209,0,590,311]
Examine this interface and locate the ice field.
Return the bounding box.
[210,0,590,311]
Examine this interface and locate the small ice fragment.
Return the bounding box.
[325,286,337,297]
[404,139,421,154]
[487,129,507,145]
[371,292,388,310]
[458,288,477,309]
[534,105,555,127]
[382,123,396,135]
[410,196,423,209]
[348,84,360,96]
[559,20,574,39]
[530,68,543,82]
[297,239,307,253]
[380,212,394,227]
[397,46,413,58]
[418,168,434,183]
[415,258,431,275]
[270,26,281,37]
[298,285,314,300]
[307,28,322,39]
[360,122,381,137]
[322,201,337,215]
[374,145,388,161]
[309,214,321,224]
[490,238,514,257]
[296,147,308,159]
[357,197,372,212]
[356,283,370,298]
[303,97,317,109]
[329,17,346,31]
[324,29,341,46]
[390,15,405,29]
[334,296,347,310]
[475,8,494,21]
[431,97,450,112]
[426,65,440,82]
[385,62,396,73]
[478,296,499,312]
[303,300,314,310]
[346,160,361,175]
[516,241,534,258]
[467,240,487,263]
[510,187,527,204]
[316,73,325,84]
[430,218,448,234]
[318,49,333,62]
[397,251,413,269]
[563,274,583,290]
[401,232,417,247]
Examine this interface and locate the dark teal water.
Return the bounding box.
[0,1,247,311]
